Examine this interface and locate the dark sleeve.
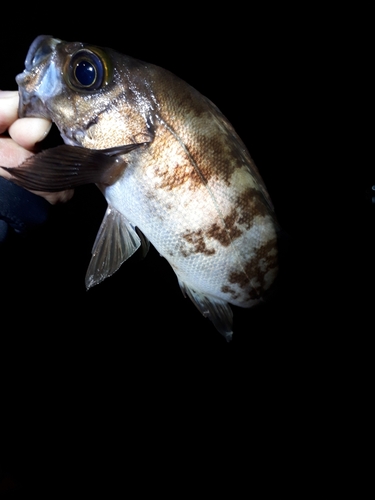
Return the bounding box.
[0,176,51,243]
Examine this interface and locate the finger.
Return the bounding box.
[9,117,52,150]
[0,137,74,204]
[32,189,75,205]
[0,91,19,134]
[0,137,33,173]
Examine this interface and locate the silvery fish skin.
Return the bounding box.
[5,35,279,340]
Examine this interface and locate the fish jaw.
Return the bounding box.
[16,36,63,120]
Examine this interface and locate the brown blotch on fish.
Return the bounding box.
[155,162,201,191]
[206,209,243,247]
[237,187,271,229]
[181,229,216,256]
[228,238,278,293]
[183,128,243,188]
[221,284,240,301]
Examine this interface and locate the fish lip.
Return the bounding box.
[15,35,62,119]
[17,92,49,119]
[23,35,61,71]
[24,35,53,70]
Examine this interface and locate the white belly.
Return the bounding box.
[104,154,278,308]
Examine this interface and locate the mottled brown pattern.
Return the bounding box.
[172,85,208,120]
[153,130,214,192]
[148,122,210,193]
[155,72,248,190]
[13,36,281,339]
[236,187,270,229]
[221,284,240,301]
[206,209,243,247]
[182,127,243,189]
[154,162,201,191]
[181,229,216,257]
[228,238,278,296]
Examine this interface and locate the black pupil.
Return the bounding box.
[75,60,96,86]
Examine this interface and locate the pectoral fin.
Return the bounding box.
[178,279,234,341]
[1,143,147,191]
[85,205,142,289]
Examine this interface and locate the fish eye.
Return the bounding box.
[68,49,106,90]
[75,59,98,87]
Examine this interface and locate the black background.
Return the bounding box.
[0,9,372,494]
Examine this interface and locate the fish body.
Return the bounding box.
[6,36,279,340]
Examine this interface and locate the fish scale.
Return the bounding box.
[2,35,279,340]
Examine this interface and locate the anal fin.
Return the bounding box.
[178,280,233,341]
[85,205,141,289]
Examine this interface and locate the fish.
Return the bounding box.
[2,35,279,341]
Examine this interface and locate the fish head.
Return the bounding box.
[16,35,153,148]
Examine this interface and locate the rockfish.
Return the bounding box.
[2,35,279,340]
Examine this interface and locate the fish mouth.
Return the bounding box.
[16,35,61,119]
[24,35,57,71]
[17,94,49,119]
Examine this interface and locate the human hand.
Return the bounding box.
[0,91,73,204]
